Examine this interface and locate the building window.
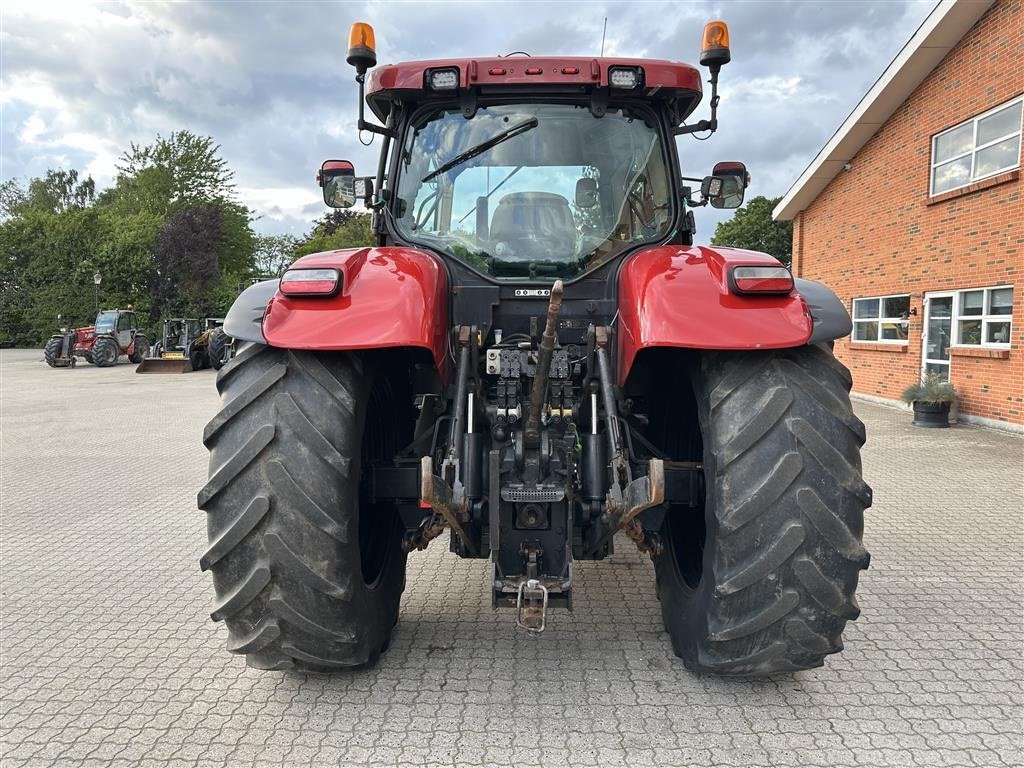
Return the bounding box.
[852,294,910,343]
[954,286,1013,347]
[930,96,1023,196]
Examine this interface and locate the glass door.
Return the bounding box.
[922,292,954,381]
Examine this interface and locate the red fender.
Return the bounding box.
[262,246,449,375]
[617,245,812,385]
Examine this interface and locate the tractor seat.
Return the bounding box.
[489,192,576,256]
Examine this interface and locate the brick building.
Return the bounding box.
[775,0,1022,431]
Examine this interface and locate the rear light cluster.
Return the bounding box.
[279,268,341,296]
[729,266,794,295]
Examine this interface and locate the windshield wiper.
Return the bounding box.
[421,118,539,183]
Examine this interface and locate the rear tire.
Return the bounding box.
[43,337,63,367]
[92,337,118,367]
[653,345,871,676]
[198,342,408,671]
[129,335,149,364]
[189,346,206,371]
[208,328,230,370]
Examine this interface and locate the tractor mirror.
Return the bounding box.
[575,177,598,208]
[354,177,374,204]
[707,161,749,209]
[319,160,356,208]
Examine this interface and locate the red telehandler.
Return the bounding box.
[44,308,148,368]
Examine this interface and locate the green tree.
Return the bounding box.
[294,212,373,259]
[151,204,224,319]
[1,133,257,345]
[710,195,792,267]
[101,131,256,321]
[105,130,235,216]
[0,170,96,219]
[0,206,113,343]
[253,233,299,277]
[95,209,165,327]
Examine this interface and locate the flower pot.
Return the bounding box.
[911,400,950,428]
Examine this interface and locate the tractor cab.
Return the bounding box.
[94,311,118,334]
[94,309,143,350]
[319,21,746,285]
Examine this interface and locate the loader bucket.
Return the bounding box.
[136,358,194,374]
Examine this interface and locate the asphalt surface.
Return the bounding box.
[1,347,1022,768]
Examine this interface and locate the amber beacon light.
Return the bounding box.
[700,21,731,69]
[347,22,377,74]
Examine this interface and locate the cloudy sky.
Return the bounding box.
[2,0,937,237]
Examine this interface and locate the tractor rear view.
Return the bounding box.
[200,21,871,676]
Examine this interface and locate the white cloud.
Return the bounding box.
[1,0,938,235]
[237,185,324,229]
[1,74,69,110]
[18,114,46,143]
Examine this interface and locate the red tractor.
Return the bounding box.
[200,22,871,676]
[44,308,149,368]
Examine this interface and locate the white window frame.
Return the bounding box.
[951,285,1014,349]
[851,294,911,345]
[930,96,1023,197]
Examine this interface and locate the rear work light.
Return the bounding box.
[426,67,459,90]
[279,268,341,296]
[608,66,642,89]
[729,266,794,295]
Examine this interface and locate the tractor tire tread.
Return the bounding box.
[92,336,119,367]
[208,327,230,371]
[655,344,871,676]
[129,335,149,364]
[43,337,63,367]
[199,342,404,671]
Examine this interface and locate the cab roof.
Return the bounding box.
[365,56,703,122]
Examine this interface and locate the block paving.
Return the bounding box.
[1,348,1021,767]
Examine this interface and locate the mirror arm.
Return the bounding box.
[356,73,394,138]
[680,178,709,207]
[674,65,720,136]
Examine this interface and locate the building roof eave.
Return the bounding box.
[773,0,997,222]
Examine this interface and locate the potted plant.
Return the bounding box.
[901,373,957,428]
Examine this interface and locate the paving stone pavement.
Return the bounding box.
[1,347,1022,768]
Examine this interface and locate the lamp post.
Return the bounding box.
[93,271,102,315]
